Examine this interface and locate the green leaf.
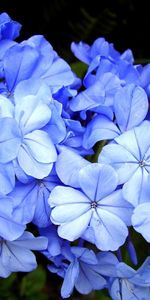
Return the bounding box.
[71,61,87,78]
[95,290,111,300]
[134,58,150,64]
[20,266,46,297]
[0,273,17,299]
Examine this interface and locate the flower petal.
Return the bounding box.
[132,203,150,242]
[79,163,118,201]
[90,209,128,251]
[58,210,92,241]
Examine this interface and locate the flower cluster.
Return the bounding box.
[0,12,150,300]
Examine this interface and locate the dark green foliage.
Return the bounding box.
[20,266,47,300]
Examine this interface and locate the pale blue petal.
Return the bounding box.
[49,186,90,207]
[99,144,138,184]
[0,162,15,194]
[0,256,11,278]
[132,203,150,242]
[51,202,90,224]
[0,95,14,118]
[70,80,105,112]
[131,257,150,287]
[18,143,54,179]
[71,41,90,64]
[116,263,136,278]
[96,252,118,277]
[45,102,66,144]
[75,263,106,294]
[79,163,118,201]
[40,225,62,256]
[71,247,97,265]
[75,267,93,295]
[109,279,121,300]
[114,84,148,132]
[33,186,51,228]
[115,129,141,160]
[4,44,40,92]
[0,118,21,163]
[15,95,51,134]
[58,210,92,241]
[10,181,37,224]
[2,242,37,272]
[13,158,31,183]
[61,260,79,298]
[56,147,90,187]
[123,167,148,207]
[91,209,128,251]
[24,130,57,163]
[11,231,48,250]
[83,115,120,149]
[99,190,133,225]
[0,196,25,240]
[133,121,150,158]
[42,58,74,93]
[14,78,52,105]
[99,72,122,107]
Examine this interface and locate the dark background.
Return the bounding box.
[0,0,150,64]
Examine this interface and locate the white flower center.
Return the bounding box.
[91,201,97,209]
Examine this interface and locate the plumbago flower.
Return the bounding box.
[0,33,75,96]
[82,83,148,149]
[0,12,21,40]
[49,163,133,251]
[0,231,48,278]
[8,167,62,227]
[99,120,150,207]
[48,246,107,298]
[94,252,150,300]
[0,82,57,189]
[0,13,21,87]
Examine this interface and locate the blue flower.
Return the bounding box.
[40,224,64,258]
[0,84,57,179]
[8,166,61,227]
[132,202,150,242]
[2,35,75,94]
[55,147,91,187]
[83,83,148,149]
[70,72,122,113]
[49,163,132,250]
[0,193,25,241]
[99,120,150,207]
[0,231,48,278]
[109,258,150,300]
[49,246,107,298]
[0,12,21,41]
[71,37,133,65]
[0,161,15,194]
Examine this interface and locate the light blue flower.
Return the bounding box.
[0,194,25,241]
[0,231,48,278]
[109,258,150,300]
[0,12,21,40]
[49,246,107,298]
[0,85,57,179]
[99,120,150,207]
[132,202,150,242]
[49,163,132,250]
[71,37,132,65]
[2,35,75,94]
[83,83,148,149]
